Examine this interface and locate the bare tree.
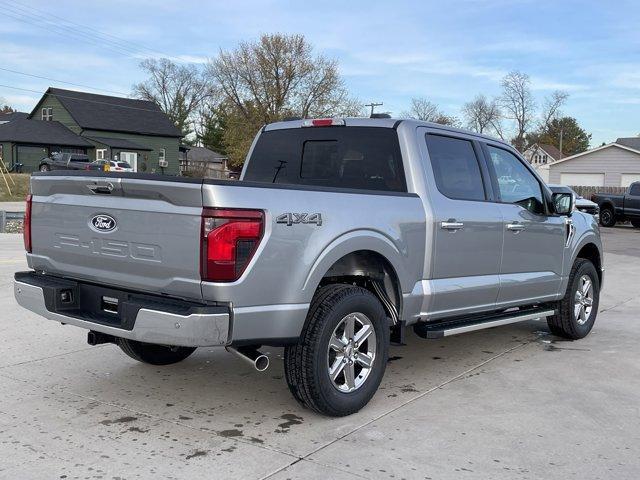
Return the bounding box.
[208,34,357,121]
[0,98,16,114]
[499,71,535,151]
[540,90,569,129]
[206,34,360,166]
[133,58,211,136]
[462,94,503,136]
[402,98,459,126]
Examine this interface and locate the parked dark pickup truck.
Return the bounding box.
[38,153,105,172]
[592,181,640,227]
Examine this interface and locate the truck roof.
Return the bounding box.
[263,117,510,148]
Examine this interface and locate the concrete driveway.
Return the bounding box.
[1,227,639,479]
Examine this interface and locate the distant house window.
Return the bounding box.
[96,149,107,160]
[41,107,53,121]
[158,148,167,167]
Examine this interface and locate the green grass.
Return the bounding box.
[0,174,31,202]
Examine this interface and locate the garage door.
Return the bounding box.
[560,173,605,186]
[16,146,47,173]
[621,174,640,187]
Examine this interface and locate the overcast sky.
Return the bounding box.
[0,0,638,145]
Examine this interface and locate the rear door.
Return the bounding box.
[28,174,204,300]
[420,130,503,319]
[482,143,566,305]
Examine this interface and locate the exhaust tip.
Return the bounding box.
[226,346,270,372]
[254,354,269,372]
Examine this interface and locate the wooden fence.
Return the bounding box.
[569,186,626,198]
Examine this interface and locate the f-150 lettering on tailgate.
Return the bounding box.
[53,234,162,262]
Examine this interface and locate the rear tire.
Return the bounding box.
[284,285,389,417]
[547,258,600,340]
[599,207,616,227]
[39,164,50,172]
[117,338,196,365]
[631,220,640,229]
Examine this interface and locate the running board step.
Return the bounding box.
[414,309,556,339]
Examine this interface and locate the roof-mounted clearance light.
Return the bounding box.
[302,118,346,127]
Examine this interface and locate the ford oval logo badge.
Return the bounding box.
[90,214,117,232]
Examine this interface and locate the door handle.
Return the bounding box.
[441,221,464,231]
[87,183,114,195]
[506,222,525,232]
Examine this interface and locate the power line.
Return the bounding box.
[3,0,170,59]
[1,8,145,59]
[0,67,130,97]
[0,0,188,63]
[0,84,167,114]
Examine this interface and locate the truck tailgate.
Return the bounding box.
[28,174,204,301]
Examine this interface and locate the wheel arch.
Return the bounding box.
[574,241,603,285]
[303,231,408,323]
[598,200,616,213]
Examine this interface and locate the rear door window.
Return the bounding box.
[425,134,486,201]
[244,127,406,192]
[630,183,640,196]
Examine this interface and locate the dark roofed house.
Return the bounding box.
[616,137,640,152]
[0,112,29,124]
[0,87,182,173]
[180,146,232,179]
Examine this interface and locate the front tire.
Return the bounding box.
[39,164,50,172]
[547,258,600,339]
[284,285,389,416]
[117,338,196,365]
[599,207,616,227]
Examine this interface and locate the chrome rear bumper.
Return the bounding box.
[14,279,230,347]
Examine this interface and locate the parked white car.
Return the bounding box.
[109,161,133,172]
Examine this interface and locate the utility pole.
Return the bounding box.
[365,102,383,117]
[559,126,564,158]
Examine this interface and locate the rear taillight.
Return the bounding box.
[24,194,32,253]
[201,208,264,282]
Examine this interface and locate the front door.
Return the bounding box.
[483,143,566,306]
[421,131,504,319]
[120,152,138,172]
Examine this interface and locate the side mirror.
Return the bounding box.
[552,192,574,215]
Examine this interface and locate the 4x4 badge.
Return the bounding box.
[276,213,322,226]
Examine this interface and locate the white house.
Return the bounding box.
[524,143,564,182]
[547,142,640,187]
[523,143,563,165]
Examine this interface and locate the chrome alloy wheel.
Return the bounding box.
[327,312,377,393]
[574,274,594,325]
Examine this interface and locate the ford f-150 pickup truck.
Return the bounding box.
[14,118,604,416]
[591,182,640,228]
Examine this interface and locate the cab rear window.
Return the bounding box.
[243,127,407,192]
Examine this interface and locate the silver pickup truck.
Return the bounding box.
[15,118,603,416]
